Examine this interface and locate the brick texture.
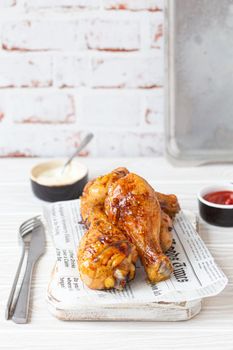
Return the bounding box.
[0,0,165,157]
[121,131,164,156]
[0,101,5,122]
[92,55,163,88]
[144,90,164,129]
[86,19,140,51]
[7,91,75,124]
[53,55,90,87]
[0,54,52,87]
[2,20,86,51]
[150,12,163,48]
[104,0,163,11]
[0,125,92,157]
[23,0,100,9]
[96,130,163,157]
[81,92,140,126]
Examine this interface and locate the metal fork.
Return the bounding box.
[5,216,41,320]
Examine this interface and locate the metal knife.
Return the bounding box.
[12,223,46,324]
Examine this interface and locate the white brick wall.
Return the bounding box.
[81,91,140,126]
[143,89,164,129]
[92,54,163,88]
[7,90,75,123]
[23,0,100,9]
[53,55,90,87]
[86,18,140,51]
[0,53,52,87]
[0,0,165,157]
[103,0,163,11]
[2,21,86,51]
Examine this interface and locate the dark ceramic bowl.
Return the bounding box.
[30,160,88,202]
[198,184,233,227]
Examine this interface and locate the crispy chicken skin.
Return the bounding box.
[155,191,180,219]
[105,173,173,283]
[160,211,173,252]
[80,167,129,226]
[156,192,179,252]
[78,214,137,290]
[78,168,137,290]
[78,167,180,289]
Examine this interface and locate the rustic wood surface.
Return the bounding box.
[0,158,233,349]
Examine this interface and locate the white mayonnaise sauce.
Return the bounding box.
[36,162,86,186]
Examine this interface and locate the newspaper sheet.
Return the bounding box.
[44,199,228,305]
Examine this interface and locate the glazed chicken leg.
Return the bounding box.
[78,167,179,289]
[78,168,138,290]
[105,173,173,283]
[80,167,129,227]
[78,214,137,290]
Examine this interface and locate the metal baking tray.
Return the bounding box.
[164,0,233,166]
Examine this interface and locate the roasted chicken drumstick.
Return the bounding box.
[105,172,173,283]
[78,168,138,290]
[78,167,179,289]
[78,214,138,290]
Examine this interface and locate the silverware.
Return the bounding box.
[5,216,41,320]
[12,221,45,324]
[61,132,94,173]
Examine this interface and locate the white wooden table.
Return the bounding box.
[0,158,233,350]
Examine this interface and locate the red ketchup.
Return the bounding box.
[204,191,233,205]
